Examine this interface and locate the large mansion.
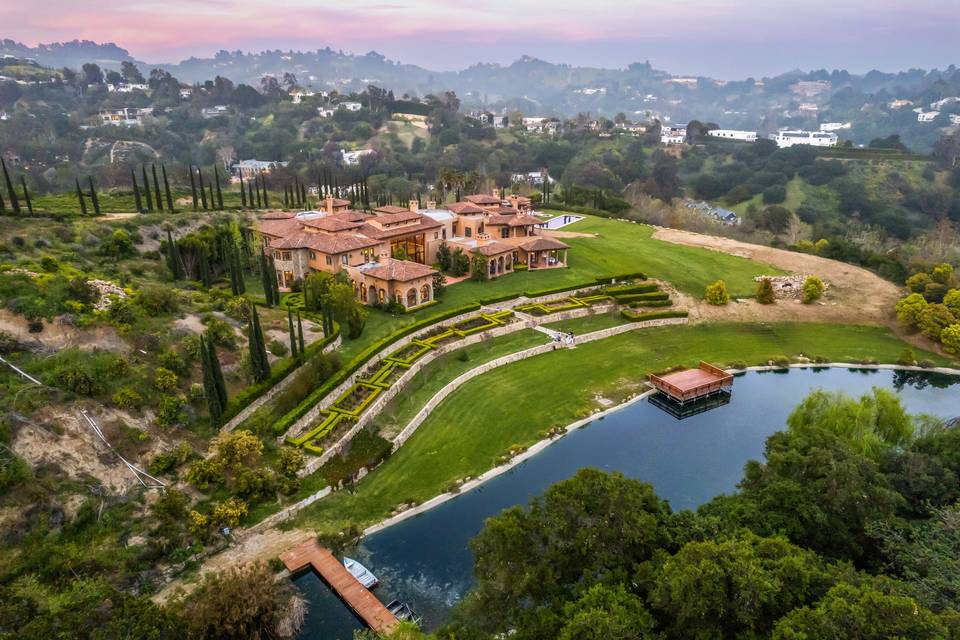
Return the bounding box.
[254,192,570,309]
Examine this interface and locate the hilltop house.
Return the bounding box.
[98,107,152,126]
[253,191,569,307]
[770,130,838,148]
[660,124,688,145]
[707,129,757,142]
[231,159,289,178]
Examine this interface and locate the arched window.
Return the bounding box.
[420,284,431,302]
[378,288,386,304]
[406,288,418,307]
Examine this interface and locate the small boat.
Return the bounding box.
[386,599,422,624]
[343,557,378,589]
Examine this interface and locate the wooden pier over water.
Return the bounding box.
[280,539,399,633]
[648,361,734,403]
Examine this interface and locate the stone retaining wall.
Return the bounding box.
[222,334,342,433]
[284,285,608,442]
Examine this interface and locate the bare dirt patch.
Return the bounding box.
[0,309,128,353]
[153,527,314,603]
[543,229,596,239]
[11,404,170,492]
[653,227,948,355]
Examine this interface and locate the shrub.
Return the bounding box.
[919,304,956,340]
[895,293,928,328]
[112,387,143,411]
[802,276,825,303]
[757,278,775,304]
[137,284,180,315]
[705,280,730,305]
[896,347,917,366]
[155,394,187,428]
[267,339,288,357]
[212,497,249,528]
[154,367,178,392]
[940,323,960,355]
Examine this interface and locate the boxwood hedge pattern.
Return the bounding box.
[284,309,515,455]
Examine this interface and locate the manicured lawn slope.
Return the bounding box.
[293,323,952,532]
[336,215,783,357]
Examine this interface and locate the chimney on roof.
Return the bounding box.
[325,194,334,214]
[509,195,519,210]
[426,200,436,210]
[408,199,418,213]
[491,187,499,198]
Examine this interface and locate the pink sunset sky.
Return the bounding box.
[2,0,957,76]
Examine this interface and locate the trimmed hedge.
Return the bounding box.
[628,299,673,308]
[620,309,689,322]
[272,303,481,436]
[606,283,660,296]
[219,320,341,425]
[480,292,521,305]
[595,272,647,284]
[613,292,670,304]
[404,299,439,314]
[524,281,598,298]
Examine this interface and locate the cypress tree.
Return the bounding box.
[75,178,87,215]
[208,332,227,410]
[197,167,207,210]
[0,181,5,213]
[189,166,198,210]
[259,251,275,307]
[142,165,153,211]
[131,168,143,211]
[208,183,215,210]
[20,176,32,214]
[297,311,305,355]
[249,176,257,208]
[247,306,270,383]
[1,158,19,214]
[162,164,174,212]
[261,172,269,208]
[166,229,182,280]
[240,173,247,208]
[199,335,222,422]
[287,308,298,358]
[283,185,289,208]
[214,165,223,210]
[151,164,162,209]
[235,244,246,294]
[199,246,211,287]
[228,246,240,296]
[88,177,101,215]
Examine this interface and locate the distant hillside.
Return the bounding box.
[1,38,959,149]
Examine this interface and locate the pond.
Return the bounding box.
[294,367,960,639]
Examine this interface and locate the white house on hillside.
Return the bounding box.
[341,149,375,165]
[819,122,851,132]
[770,130,838,148]
[660,123,687,145]
[338,101,363,112]
[707,129,757,142]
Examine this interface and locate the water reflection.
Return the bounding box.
[296,368,960,639]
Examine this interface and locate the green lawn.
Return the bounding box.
[336,214,784,357]
[542,310,629,334]
[373,329,551,437]
[292,322,953,533]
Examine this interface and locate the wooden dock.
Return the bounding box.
[648,361,733,403]
[280,539,399,633]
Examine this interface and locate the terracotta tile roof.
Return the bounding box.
[301,216,365,232]
[261,210,296,219]
[324,197,351,208]
[370,210,423,225]
[503,236,570,251]
[360,217,441,239]
[487,214,540,226]
[464,194,502,205]
[446,202,486,215]
[257,217,304,238]
[470,241,515,256]
[495,206,520,215]
[357,258,436,281]
[270,231,379,254]
[373,205,413,215]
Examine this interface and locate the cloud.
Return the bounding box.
[1,0,955,74]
